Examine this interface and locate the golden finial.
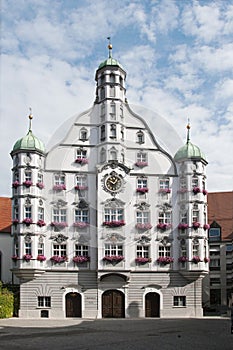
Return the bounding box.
[28,107,33,131]
[107,37,112,58]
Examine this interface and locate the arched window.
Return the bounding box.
[100,75,105,85]
[110,124,116,138]
[80,128,88,141]
[137,130,144,144]
[109,74,115,83]
[100,148,106,163]
[110,86,115,97]
[100,125,106,141]
[109,147,117,160]
[100,87,105,100]
[192,203,199,222]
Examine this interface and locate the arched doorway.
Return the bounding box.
[145,292,160,317]
[102,290,125,318]
[65,292,82,317]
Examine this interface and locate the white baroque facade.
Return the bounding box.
[11,46,209,319]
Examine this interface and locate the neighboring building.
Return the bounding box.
[207,191,233,310]
[0,197,12,283]
[10,44,209,319]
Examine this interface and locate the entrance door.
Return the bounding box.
[66,292,82,317]
[102,290,125,318]
[145,292,160,317]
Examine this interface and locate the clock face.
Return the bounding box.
[105,174,122,192]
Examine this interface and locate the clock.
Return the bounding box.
[105,174,122,192]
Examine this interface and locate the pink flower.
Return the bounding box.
[36,182,44,189]
[178,223,189,230]
[157,223,171,231]
[159,188,171,194]
[73,256,90,263]
[136,187,149,193]
[178,256,188,262]
[192,222,200,229]
[135,257,151,264]
[53,184,66,191]
[136,223,152,230]
[203,224,210,230]
[103,255,124,262]
[12,181,20,188]
[75,185,88,190]
[50,256,68,263]
[23,180,33,187]
[37,255,46,262]
[157,256,174,265]
[75,158,88,164]
[135,161,148,167]
[202,189,208,195]
[193,187,201,194]
[23,254,32,261]
[103,220,125,227]
[192,256,201,263]
[73,222,89,228]
[23,218,33,225]
[37,220,46,227]
[51,221,68,228]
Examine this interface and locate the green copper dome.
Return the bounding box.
[98,57,124,70]
[174,124,207,162]
[13,129,45,153]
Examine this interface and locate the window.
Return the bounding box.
[110,86,115,97]
[38,173,43,184]
[76,176,87,188]
[54,174,65,185]
[109,74,115,83]
[180,240,187,257]
[75,209,89,223]
[137,178,148,188]
[14,242,19,257]
[120,105,123,119]
[101,103,105,118]
[80,128,88,140]
[101,125,106,141]
[52,208,67,222]
[136,211,150,224]
[14,171,19,182]
[158,245,171,257]
[104,244,123,256]
[100,148,106,163]
[192,203,199,222]
[192,176,198,188]
[100,87,105,100]
[104,208,124,222]
[110,124,116,138]
[38,207,44,221]
[192,240,199,256]
[110,102,116,119]
[25,171,32,182]
[137,131,144,144]
[25,242,32,255]
[136,245,149,258]
[109,147,117,160]
[25,206,32,219]
[13,206,19,220]
[38,243,44,256]
[180,177,186,189]
[173,296,186,307]
[180,212,187,224]
[136,152,147,163]
[121,127,124,141]
[76,149,87,159]
[159,178,170,190]
[75,244,89,256]
[53,244,67,256]
[209,228,221,242]
[158,211,171,224]
[38,296,51,308]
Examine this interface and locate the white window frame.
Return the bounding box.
[136,211,150,224]
[104,208,124,222]
[158,245,171,257]
[104,244,123,256]
[173,296,186,307]
[75,244,89,257]
[53,244,67,256]
[136,245,149,258]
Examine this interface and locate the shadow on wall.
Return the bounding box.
[127,301,140,318]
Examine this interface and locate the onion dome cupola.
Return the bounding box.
[174,123,207,164]
[95,38,126,103]
[11,112,45,156]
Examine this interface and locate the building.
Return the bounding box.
[207,191,233,311]
[10,44,209,319]
[0,197,12,283]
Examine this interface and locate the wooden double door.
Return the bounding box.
[145,292,160,317]
[66,292,82,317]
[102,290,125,318]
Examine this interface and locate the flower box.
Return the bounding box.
[23,218,33,225]
[202,189,208,195]
[12,219,19,225]
[11,255,19,261]
[23,254,32,262]
[12,181,20,188]
[157,256,174,265]
[75,158,88,165]
[103,255,124,263]
[159,188,171,194]
[36,182,45,189]
[178,256,188,262]
[203,224,210,230]
[37,220,46,227]
[135,161,148,167]
[53,184,66,191]
[75,185,88,190]
[50,255,68,263]
[135,223,152,230]
[37,255,46,262]
[192,187,201,194]
[192,256,201,264]
[23,180,33,187]
[73,222,89,228]
[178,188,188,193]
[204,257,210,263]
[157,223,171,231]
[178,223,189,230]
[103,220,125,227]
[135,257,151,264]
[136,187,149,193]
[51,221,68,228]
[192,222,200,230]
[73,256,90,263]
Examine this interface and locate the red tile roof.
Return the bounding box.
[0,197,12,233]
[207,191,233,240]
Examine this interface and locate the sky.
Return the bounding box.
[1,0,233,196]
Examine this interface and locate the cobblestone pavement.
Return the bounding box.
[0,317,232,350]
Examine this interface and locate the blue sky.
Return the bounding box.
[1,0,233,196]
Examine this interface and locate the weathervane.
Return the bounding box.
[107,36,112,58]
